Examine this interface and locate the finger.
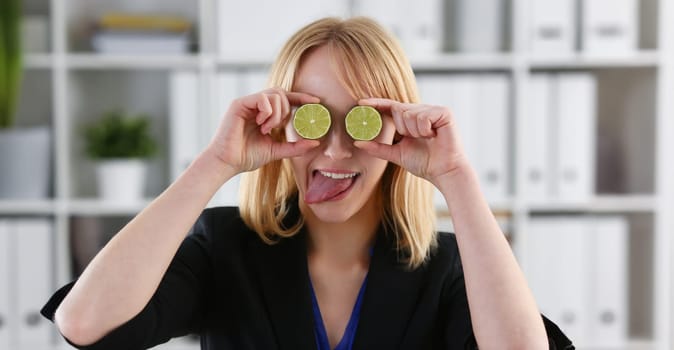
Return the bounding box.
[253,94,273,125]
[416,110,436,137]
[358,97,399,114]
[392,106,408,136]
[353,140,402,166]
[402,109,421,137]
[261,93,283,134]
[286,91,321,106]
[270,139,320,160]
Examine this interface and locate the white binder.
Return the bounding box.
[476,75,510,202]
[15,218,52,348]
[530,0,577,54]
[169,71,200,180]
[352,0,404,39]
[398,0,443,57]
[527,217,589,344]
[581,0,638,54]
[554,73,597,202]
[525,74,553,201]
[217,0,349,59]
[416,74,478,208]
[0,220,11,349]
[587,216,628,346]
[453,0,506,52]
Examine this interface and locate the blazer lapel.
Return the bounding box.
[353,228,427,349]
[251,229,317,350]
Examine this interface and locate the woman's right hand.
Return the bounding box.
[207,88,321,173]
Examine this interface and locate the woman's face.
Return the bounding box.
[285,45,396,224]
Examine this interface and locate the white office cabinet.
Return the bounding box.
[581,0,638,54]
[530,0,577,53]
[6,1,673,349]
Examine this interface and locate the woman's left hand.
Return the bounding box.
[354,98,469,187]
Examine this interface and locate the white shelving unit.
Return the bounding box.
[3,0,672,349]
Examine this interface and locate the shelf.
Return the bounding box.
[528,51,660,69]
[411,53,514,71]
[67,199,152,216]
[527,195,657,213]
[0,199,57,215]
[66,54,201,70]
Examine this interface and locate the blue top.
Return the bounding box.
[309,275,368,350]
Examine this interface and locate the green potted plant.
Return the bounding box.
[83,110,158,202]
[0,0,52,199]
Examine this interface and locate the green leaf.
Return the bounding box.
[82,110,159,159]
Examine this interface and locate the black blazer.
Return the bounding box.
[42,205,573,349]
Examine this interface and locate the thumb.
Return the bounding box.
[271,139,320,160]
[353,141,401,166]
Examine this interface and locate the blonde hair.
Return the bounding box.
[239,17,437,269]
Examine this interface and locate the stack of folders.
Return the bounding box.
[530,0,638,55]
[91,13,193,54]
[169,70,269,207]
[217,0,445,60]
[0,219,53,350]
[525,73,597,204]
[352,0,444,58]
[217,0,350,60]
[446,0,507,53]
[526,216,629,348]
[417,74,511,207]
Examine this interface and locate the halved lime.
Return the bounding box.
[293,103,331,139]
[345,105,382,141]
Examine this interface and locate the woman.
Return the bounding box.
[42,17,572,349]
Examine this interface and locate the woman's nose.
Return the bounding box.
[323,125,353,160]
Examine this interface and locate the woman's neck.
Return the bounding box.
[301,195,380,268]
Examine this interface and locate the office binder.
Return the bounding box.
[554,73,597,202]
[525,74,553,201]
[530,0,577,53]
[476,75,510,202]
[416,74,477,208]
[527,217,588,344]
[15,218,52,348]
[581,0,638,54]
[0,220,11,349]
[398,0,443,57]
[169,71,200,180]
[452,0,506,52]
[217,0,349,59]
[352,0,404,39]
[587,216,628,346]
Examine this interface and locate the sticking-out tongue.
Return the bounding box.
[305,171,356,204]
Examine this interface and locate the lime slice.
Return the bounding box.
[345,105,382,141]
[293,103,331,139]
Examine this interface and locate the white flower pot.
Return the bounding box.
[96,159,147,202]
[0,126,52,199]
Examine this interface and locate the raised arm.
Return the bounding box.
[356,98,548,349]
[54,89,320,346]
